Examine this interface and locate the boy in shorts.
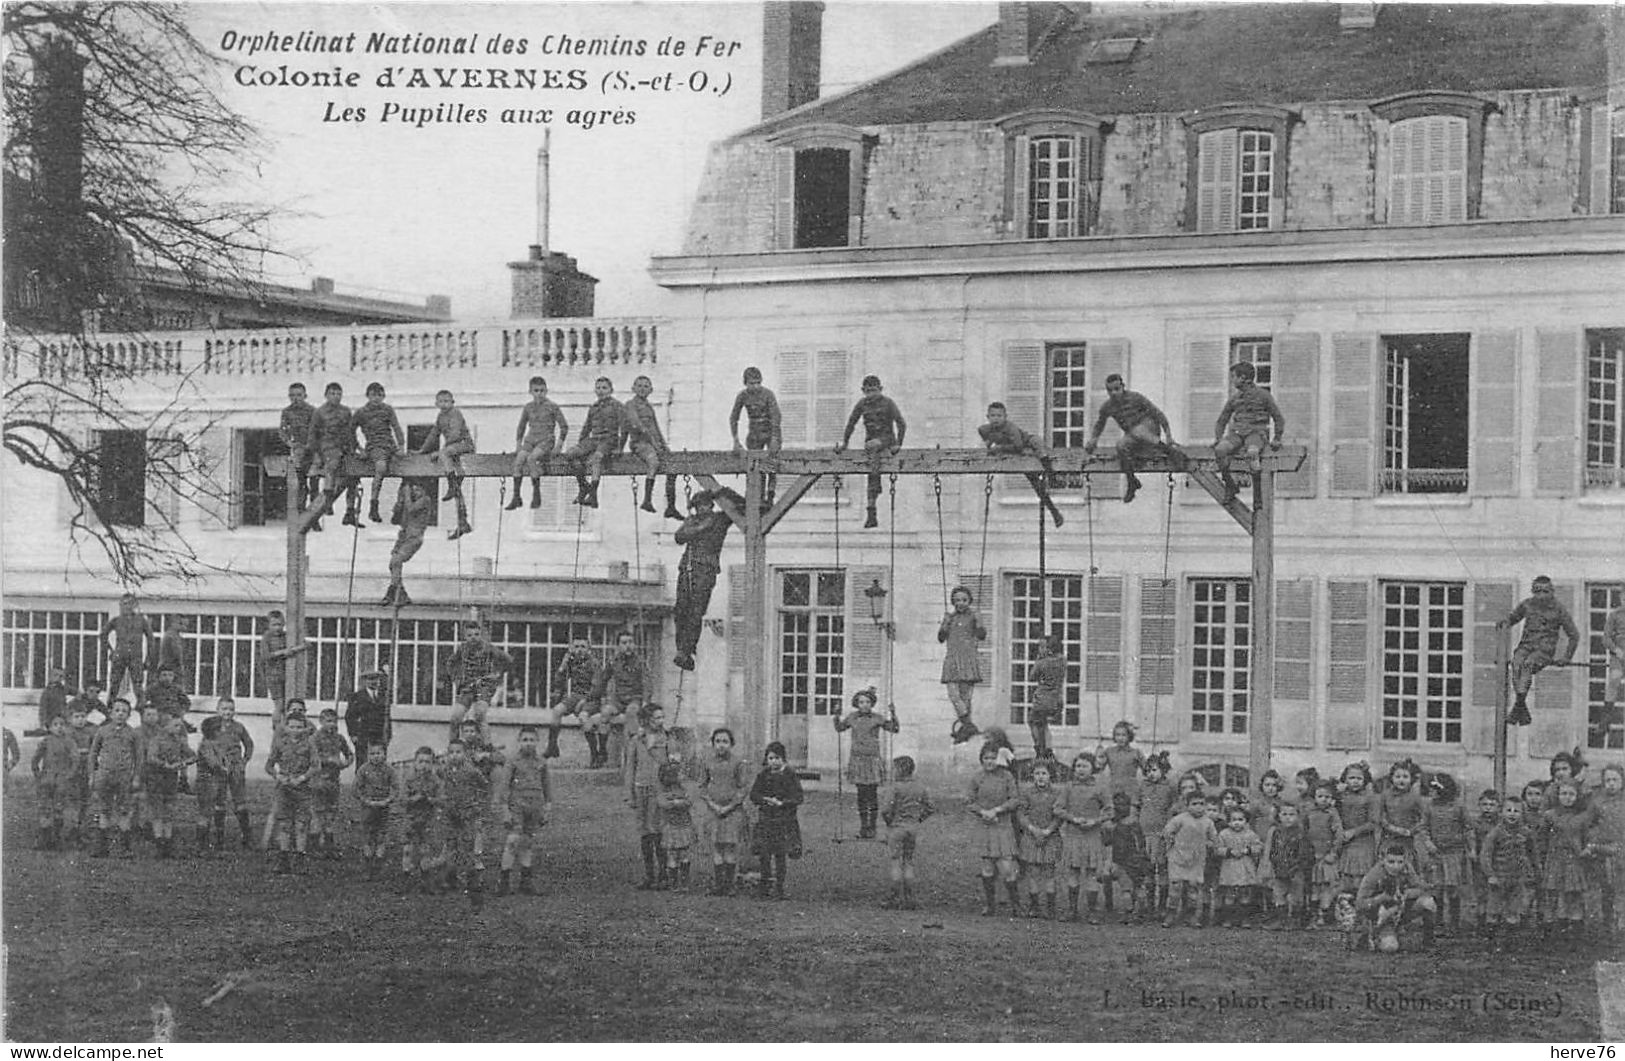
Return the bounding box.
[306,381,361,529]
[214,698,256,845]
[353,382,405,524]
[441,738,491,905]
[311,708,354,859]
[834,375,907,530]
[382,479,436,608]
[266,707,317,874]
[880,755,934,909]
[280,381,318,511]
[89,699,142,857]
[547,638,600,761]
[495,726,553,896]
[398,745,443,894]
[354,742,399,880]
[1082,374,1181,505]
[31,714,77,849]
[420,389,475,540]
[566,376,625,509]
[506,376,569,511]
[623,374,682,520]
[1497,575,1581,726]
[1212,360,1285,503]
[729,366,782,502]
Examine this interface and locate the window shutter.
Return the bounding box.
[1011,134,1031,238]
[1585,104,1613,215]
[1077,134,1099,235]
[956,571,995,699]
[1088,340,1130,500]
[847,565,888,691]
[198,426,231,530]
[1422,118,1448,223]
[727,564,749,672]
[776,350,812,446]
[1325,579,1370,749]
[1470,330,1520,497]
[1197,128,1238,232]
[1001,339,1046,441]
[847,143,869,248]
[529,477,565,531]
[812,350,851,448]
[1272,333,1319,498]
[774,149,795,249]
[1443,115,1468,222]
[1329,333,1378,497]
[1533,329,1582,497]
[1389,120,1415,224]
[1183,337,1230,507]
[1528,581,1580,761]
[1469,581,1515,754]
[1084,575,1123,693]
[1138,577,1179,744]
[1273,579,1314,748]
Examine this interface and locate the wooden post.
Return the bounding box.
[1250,468,1275,786]
[284,460,306,714]
[1493,625,1510,795]
[742,458,769,756]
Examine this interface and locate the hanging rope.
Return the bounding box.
[339,520,361,712]
[885,474,899,770]
[976,474,994,588]
[1084,475,1098,577]
[931,474,950,612]
[1148,474,1178,751]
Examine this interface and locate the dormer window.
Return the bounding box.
[1182,104,1297,232]
[767,124,871,250]
[1372,92,1493,225]
[997,110,1108,239]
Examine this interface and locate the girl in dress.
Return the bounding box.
[1543,779,1600,940]
[1292,766,1321,807]
[1337,762,1380,893]
[966,740,1021,916]
[1302,780,1345,927]
[1421,771,1474,935]
[1096,720,1147,808]
[1161,791,1219,928]
[700,727,749,897]
[1543,749,1590,810]
[1379,758,1428,867]
[832,687,899,839]
[938,586,987,745]
[1214,807,1263,927]
[749,741,804,900]
[1588,763,1624,935]
[1016,760,1063,919]
[1138,752,1178,920]
[1253,769,1288,831]
[1056,751,1110,923]
[656,759,696,890]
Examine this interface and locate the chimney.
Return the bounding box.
[994,3,1036,66]
[310,277,335,296]
[761,1,823,119]
[33,36,86,211]
[1338,3,1379,31]
[508,245,597,319]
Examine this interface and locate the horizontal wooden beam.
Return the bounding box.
[265,445,1307,480]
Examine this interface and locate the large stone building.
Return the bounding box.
[648,2,1625,785]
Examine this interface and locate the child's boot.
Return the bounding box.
[544,725,561,759]
[369,495,384,524]
[505,478,525,511]
[1067,886,1081,922]
[980,876,997,916]
[1086,892,1101,926]
[497,869,512,897]
[1004,880,1022,919]
[1046,892,1058,920]
[1102,880,1115,917]
[864,505,879,530]
[582,482,600,509]
[518,867,536,895]
[237,810,253,848]
[273,849,292,875]
[90,827,108,858]
[640,479,657,514]
[1027,894,1042,919]
[530,479,543,509]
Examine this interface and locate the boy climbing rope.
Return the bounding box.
[672,488,742,672]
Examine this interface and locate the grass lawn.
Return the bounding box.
[2,767,1615,1042]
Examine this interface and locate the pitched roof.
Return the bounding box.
[750,3,1606,134]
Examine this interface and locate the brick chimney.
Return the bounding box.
[1338,3,1379,31]
[508,245,597,319]
[34,36,86,211]
[761,1,823,119]
[994,3,1075,67]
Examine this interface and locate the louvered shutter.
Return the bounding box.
[812,350,851,448]
[1183,338,1230,506]
[1325,579,1370,749]
[1273,579,1315,748]
[1469,581,1515,754]
[1088,340,1129,500]
[197,426,232,530]
[776,350,811,446]
[847,565,888,693]
[1389,120,1414,224]
[774,149,795,249]
[1002,340,1046,444]
[727,565,749,672]
[1011,134,1031,238]
[1471,330,1520,497]
[1394,116,1468,224]
[1534,329,1582,496]
[1139,577,1179,744]
[1084,575,1123,694]
[1529,581,1581,758]
[1197,128,1238,232]
[1329,333,1378,497]
[956,571,995,697]
[1272,333,1319,498]
[1583,104,1613,215]
[1440,115,1468,222]
[529,477,567,531]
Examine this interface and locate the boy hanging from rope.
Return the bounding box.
[835,374,907,529]
[505,376,569,513]
[567,376,625,509]
[672,487,742,672]
[353,382,406,525]
[1497,575,1581,726]
[979,401,1064,528]
[381,478,437,608]
[624,374,683,521]
[730,366,782,504]
[1081,374,1182,504]
[1212,361,1285,503]
[420,389,475,540]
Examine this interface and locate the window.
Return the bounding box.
[93,429,146,527]
[1046,343,1092,448]
[1230,337,1273,388]
[1613,130,1624,214]
[1587,582,1624,751]
[1380,581,1464,744]
[238,429,288,527]
[1190,579,1250,735]
[1008,573,1084,727]
[1588,328,1625,490]
[2,609,106,693]
[1373,92,1492,225]
[1380,334,1470,494]
[769,125,868,250]
[997,111,1106,240]
[778,569,846,717]
[1182,105,1294,233]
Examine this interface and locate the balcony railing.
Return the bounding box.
[2,316,661,380]
[1379,467,1469,494]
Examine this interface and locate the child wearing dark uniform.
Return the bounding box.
[307,382,361,528]
[978,401,1063,527]
[441,738,491,904]
[192,716,230,855]
[623,375,682,520]
[353,382,405,524]
[420,389,475,539]
[102,594,152,705]
[1082,373,1181,504]
[566,377,624,509]
[495,727,553,896]
[311,708,354,859]
[354,742,398,881]
[833,687,899,839]
[1261,801,1311,929]
[1357,845,1438,949]
[1028,635,1067,762]
[280,382,318,512]
[593,631,647,772]
[1498,575,1581,725]
[672,488,740,671]
[880,754,934,910]
[629,702,674,889]
[750,741,804,900]
[398,745,443,894]
[834,375,906,529]
[265,706,317,874]
[729,366,782,502]
[382,479,436,607]
[548,639,599,760]
[32,715,77,849]
[506,376,568,512]
[1212,360,1286,502]
[89,699,142,857]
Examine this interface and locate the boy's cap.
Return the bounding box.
[360,668,386,679]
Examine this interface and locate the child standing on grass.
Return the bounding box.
[355,742,398,881]
[32,715,76,850]
[66,705,95,846]
[1214,807,1263,928]
[657,760,696,890]
[1420,772,1474,935]
[1379,759,1427,867]
[1589,764,1624,936]
[880,754,933,910]
[750,741,805,900]
[629,701,674,889]
[1162,792,1218,928]
[89,699,141,857]
[1470,788,1503,935]
[494,727,553,897]
[1056,752,1110,923]
[1138,752,1177,919]
[398,745,443,894]
[966,741,1021,917]
[266,708,317,874]
[1016,759,1063,919]
[506,376,568,513]
[192,716,230,855]
[833,687,898,839]
[937,586,986,745]
[1544,779,1600,941]
[1106,791,1152,922]
[441,738,491,905]
[214,698,255,846]
[311,708,354,860]
[1261,801,1310,929]
[1303,781,1345,927]
[1521,779,1551,929]
[1480,797,1535,948]
[700,727,749,897]
[1337,762,1380,893]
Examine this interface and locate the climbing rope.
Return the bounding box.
[932,474,950,612]
[1148,474,1178,751]
[976,474,993,588]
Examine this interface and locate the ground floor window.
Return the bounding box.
[2,609,106,693]
[1190,579,1250,735]
[1588,582,1624,750]
[778,569,846,717]
[1380,581,1464,743]
[1007,573,1084,726]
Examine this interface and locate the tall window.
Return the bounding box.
[93,429,146,527]
[1588,328,1624,490]
[1230,337,1273,388]
[1613,131,1625,214]
[1236,130,1275,230]
[1380,581,1464,744]
[1381,334,1470,494]
[1388,115,1468,225]
[1046,343,1091,448]
[1008,573,1084,727]
[1027,136,1097,238]
[793,148,850,248]
[238,429,288,526]
[1190,579,1250,735]
[778,570,845,717]
[2,609,106,693]
[1193,127,1277,232]
[1588,582,1624,750]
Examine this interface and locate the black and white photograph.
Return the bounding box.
[2,0,1623,1044]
